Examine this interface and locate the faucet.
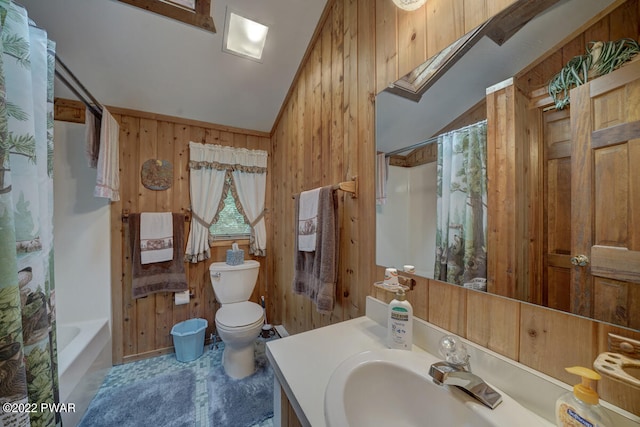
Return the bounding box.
[429,334,502,409]
[429,361,503,409]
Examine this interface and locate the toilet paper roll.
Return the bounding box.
[384,268,399,285]
[174,290,190,305]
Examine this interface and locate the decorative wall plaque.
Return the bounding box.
[141,159,173,190]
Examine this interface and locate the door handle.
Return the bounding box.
[570,254,589,267]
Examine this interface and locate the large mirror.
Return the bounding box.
[376,0,639,329]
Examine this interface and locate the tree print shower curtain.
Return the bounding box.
[434,120,487,287]
[0,2,60,426]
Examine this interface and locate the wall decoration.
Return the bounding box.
[141,159,173,190]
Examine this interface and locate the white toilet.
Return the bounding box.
[209,260,264,379]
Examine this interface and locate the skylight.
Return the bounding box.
[223,9,269,62]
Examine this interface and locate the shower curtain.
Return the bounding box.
[0,2,60,427]
[434,120,487,287]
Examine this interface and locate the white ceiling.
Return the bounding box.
[376,0,617,154]
[20,0,328,133]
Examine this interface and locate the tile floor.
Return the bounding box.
[84,336,275,427]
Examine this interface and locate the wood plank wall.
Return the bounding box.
[270,0,640,419]
[106,107,271,364]
[375,0,516,94]
[270,0,377,333]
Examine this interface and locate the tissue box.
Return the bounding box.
[226,249,244,266]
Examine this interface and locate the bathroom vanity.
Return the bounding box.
[266,296,640,427]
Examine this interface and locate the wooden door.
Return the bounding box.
[543,109,572,311]
[570,59,640,330]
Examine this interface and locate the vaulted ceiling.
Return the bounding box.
[20,0,328,133]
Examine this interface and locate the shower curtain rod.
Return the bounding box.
[384,119,488,157]
[23,10,103,119]
[54,54,103,120]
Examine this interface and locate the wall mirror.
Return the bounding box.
[375,0,639,330]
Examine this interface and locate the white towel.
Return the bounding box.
[94,107,120,201]
[298,188,320,252]
[140,213,174,265]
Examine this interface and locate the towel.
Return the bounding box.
[94,107,120,201]
[297,188,320,251]
[85,107,101,169]
[376,153,389,205]
[140,213,174,264]
[129,213,188,299]
[292,186,338,313]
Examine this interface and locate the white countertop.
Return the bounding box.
[266,315,404,426]
[266,296,639,427]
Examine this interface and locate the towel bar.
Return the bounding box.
[121,209,191,223]
[292,176,358,199]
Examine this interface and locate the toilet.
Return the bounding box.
[209,260,264,379]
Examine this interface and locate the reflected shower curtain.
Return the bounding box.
[434,121,487,286]
[0,2,60,427]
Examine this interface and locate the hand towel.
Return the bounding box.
[129,213,188,299]
[376,153,389,205]
[140,212,174,265]
[292,186,338,313]
[94,107,120,201]
[297,188,320,251]
[85,107,101,169]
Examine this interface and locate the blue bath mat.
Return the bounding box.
[207,353,274,427]
[78,368,195,427]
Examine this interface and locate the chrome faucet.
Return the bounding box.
[429,361,503,409]
[429,334,502,409]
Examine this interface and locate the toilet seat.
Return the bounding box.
[216,301,263,328]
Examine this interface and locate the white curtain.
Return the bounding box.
[185,142,268,262]
[231,150,267,256]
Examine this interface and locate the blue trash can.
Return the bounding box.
[171,318,208,362]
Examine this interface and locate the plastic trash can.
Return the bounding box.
[171,318,208,362]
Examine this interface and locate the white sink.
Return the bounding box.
[324,349,552,427]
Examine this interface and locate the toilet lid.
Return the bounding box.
[216,301,263,327]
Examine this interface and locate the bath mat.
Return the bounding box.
[207,353,274,427]
[78,368,195,427]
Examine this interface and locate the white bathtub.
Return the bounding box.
[57,319,111,426]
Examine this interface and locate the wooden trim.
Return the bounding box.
[106,106,270,138]
[515,0,628,80]
[592,121,640,148]
[52,98,270,138]
[116,0,215,33]
[591,246,640,283]
[53,98,86,123]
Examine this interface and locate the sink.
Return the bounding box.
[324,349,552,427]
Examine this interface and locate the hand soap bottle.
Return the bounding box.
[555,366,612,427]
[387,289,413,350]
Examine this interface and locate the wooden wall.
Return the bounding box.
[375,0,517,94]
[270,0,640,418]
[270,0,377,333]
[106,107,271,364]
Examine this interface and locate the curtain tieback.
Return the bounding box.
[250,210,265,228]
[191,211,213,228]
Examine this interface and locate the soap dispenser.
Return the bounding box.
[555,366,612,427]
[387,288,413,350]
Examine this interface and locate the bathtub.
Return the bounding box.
[57,319,111,426]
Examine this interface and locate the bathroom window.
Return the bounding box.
[210,186,251,239]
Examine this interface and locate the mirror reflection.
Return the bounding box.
[375,0,639,330]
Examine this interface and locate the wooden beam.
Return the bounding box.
[54,98,85,123]
[116,0,215,33]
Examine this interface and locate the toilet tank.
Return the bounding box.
[209,260,260,304]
